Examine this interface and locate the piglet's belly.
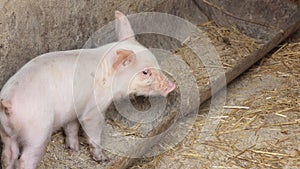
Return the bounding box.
[52,109,77,130]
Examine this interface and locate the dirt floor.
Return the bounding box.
[38,25,300,168]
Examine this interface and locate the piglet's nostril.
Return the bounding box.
[142,70,148,75]
[143,69,152,75]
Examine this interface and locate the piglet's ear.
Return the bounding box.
[115,11,135,41]
[113,49,136,70]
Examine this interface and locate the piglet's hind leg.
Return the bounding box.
[17,122,52,169]
[17,142,48,169]
[1,135,19,169]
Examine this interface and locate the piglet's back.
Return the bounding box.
[0,50,81,101]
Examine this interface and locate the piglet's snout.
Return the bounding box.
[152,69,176,96]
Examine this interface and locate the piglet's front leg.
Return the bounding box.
[63,120,80,151]
[80,111,109,162]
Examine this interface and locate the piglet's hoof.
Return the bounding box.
[92,150,110,163]
[65,139,79,152]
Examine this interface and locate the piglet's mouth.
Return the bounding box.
[162,82,176,97]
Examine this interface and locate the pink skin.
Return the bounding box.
[0,11,175,169]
